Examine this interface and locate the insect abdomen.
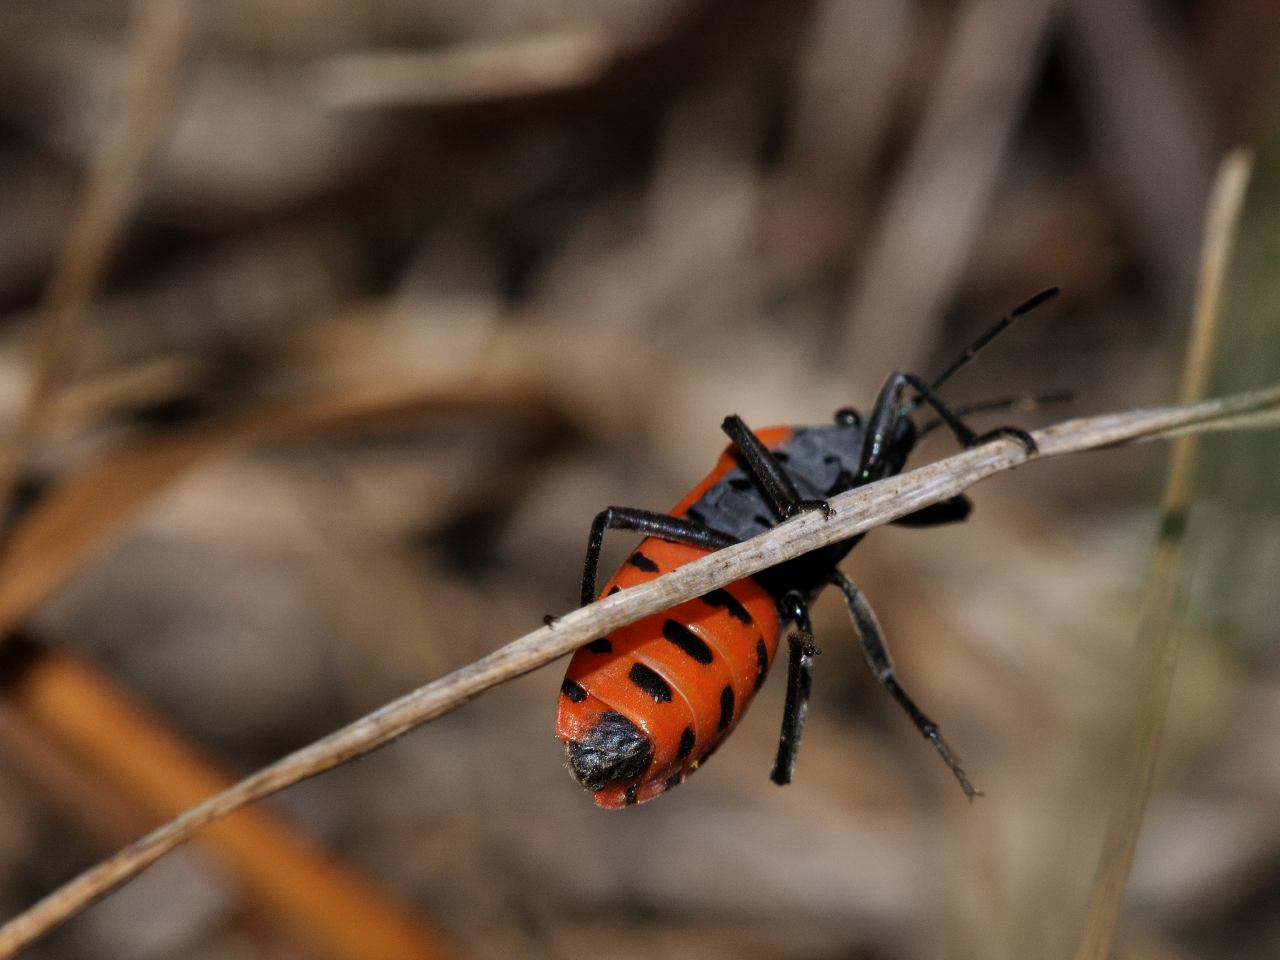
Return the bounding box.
[556,538,781,807]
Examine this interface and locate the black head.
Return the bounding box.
[823,403,918,496]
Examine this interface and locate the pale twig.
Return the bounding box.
[2,386,1280,957]
[840,0,1062,382]
[0,0,189,526]
[1073,150,1253,960]
[320,30,613,109]
[0,379,570,641]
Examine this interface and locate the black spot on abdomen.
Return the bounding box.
[630,551,659,572]
[677,727,695,759]
[586,638,612,654]
[718,685,735,731]
[701,588,753,625]
[629,662,673,702]
[662,619,713,664]
[561,679,588,702]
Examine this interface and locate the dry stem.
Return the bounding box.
[1072,150,1253,960]
[0,0,189,524]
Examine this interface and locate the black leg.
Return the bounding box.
[860,372,1036,483]
[892,494,972,528]
[770,592,820,785]
[580,507,738,606]
[829,570,980,800]
[721,415,833,520]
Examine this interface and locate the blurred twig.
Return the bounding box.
[841,0,1062,383]
[0,685,150,847]
[3,385,1280,957]
[1065,0,1214,305]
[6,642,453,960]
[320,29,614,109]
[1072,150,1253,960]
[45,357,200,436]
[0,0,189,531]
[0,380,568,641]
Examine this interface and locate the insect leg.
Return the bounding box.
[580,507,738,606]
[829,570,980,800]
[770,592,819,785]
[721,415,832,520]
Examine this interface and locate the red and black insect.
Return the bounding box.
[556,288,1060,808]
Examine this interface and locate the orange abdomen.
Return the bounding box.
[556,538,781,807]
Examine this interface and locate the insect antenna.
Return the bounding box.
[903,286,1060,416]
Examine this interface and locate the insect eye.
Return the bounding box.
[833,407,860,428]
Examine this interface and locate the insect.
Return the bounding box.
[556,288,1061,808]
